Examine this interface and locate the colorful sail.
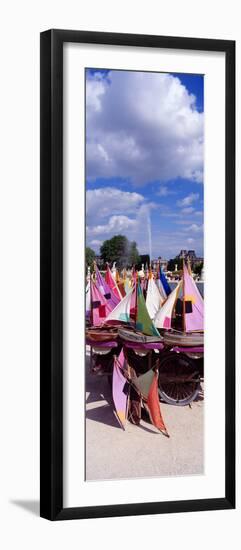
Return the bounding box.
[155,271,167,300]
[130,278,137,320]
[132,368,155,400]
[90,279,112,326]
[105,265,122,300]
[183,264,204,332]
[146,371,169,436]
[105,289,133,324]
[160,267,171,296]
[86,281,91,320]
[95,265,119,309]
[112,350,129,429]
[132,369,168,435]
[146,274,164,320]
[136,282,160,337]
[154,281,181,329]
[123,270,131,294]
[116,269,126,297]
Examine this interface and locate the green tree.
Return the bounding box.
[100,235,140,268]
[193,261,203,276]
[85,247,95,271]
[129,241,140,267]
[139,254,150,269]
[167,257,183,271]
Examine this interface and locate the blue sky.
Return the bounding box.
[85,69,204,260]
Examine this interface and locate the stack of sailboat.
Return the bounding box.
[86,259,204,434]
[154,262,204,347]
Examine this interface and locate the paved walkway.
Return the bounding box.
[85,350,204,481]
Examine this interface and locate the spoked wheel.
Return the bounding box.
[158,352,201,406]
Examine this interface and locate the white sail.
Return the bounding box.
[105,289,133,324]
[154,282,181,329]
[156,278,167,300]
[146,276,164,320]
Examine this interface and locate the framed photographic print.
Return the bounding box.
[40,29,235,520]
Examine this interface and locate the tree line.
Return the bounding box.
[86,235,140,270]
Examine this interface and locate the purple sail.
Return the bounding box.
[112,350,129,429]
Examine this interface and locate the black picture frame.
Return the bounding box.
[40,29,235,521]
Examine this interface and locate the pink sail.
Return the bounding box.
[105,266,122,301]
[183,264,204,332]
[130,279,137,320]
[86,281,91,320]
[112,350,129,429]
[95,265,119,309]
[90,279,112,326]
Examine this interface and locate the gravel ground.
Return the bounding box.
[85,350,204,481]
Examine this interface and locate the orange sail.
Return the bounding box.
[146,372,169,436]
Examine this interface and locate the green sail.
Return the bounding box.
[136,282,160,337]
[132,368,155,400]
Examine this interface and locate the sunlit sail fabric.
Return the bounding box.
[133,369,168,435]
[154,281,181,329]
[90,279,112,326]
[104,289,133,324]
[95,265,119,309]
[123,269,131,294]
[86,281,91,320]
[112,350,129,429]
[146,275,164,320]
[105,265,122,300]
[116,269,126,297]
[156,267,171,299]
[159,267,171,296]
[183,264,204,332]
[136,282,160,337]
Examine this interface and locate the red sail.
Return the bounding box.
[146,372,169,436]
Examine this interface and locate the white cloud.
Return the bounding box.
[187,238,195,244]
[181,206,195,214]
[156,185,175,197]
[86,187,144,225]
[183,223,203,233]
[89,239,103,247]
[87,215,137,236]
[86,71,204,185]
[177,192,199,207]
[86,199,154,257]
[86,72,107,112]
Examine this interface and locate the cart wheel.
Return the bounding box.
[158,352,200,406]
